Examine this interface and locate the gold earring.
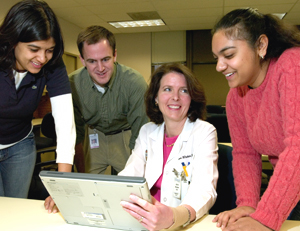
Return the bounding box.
[155,102,158,106]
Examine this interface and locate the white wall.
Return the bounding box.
[58,19,152,82]
[152,31,186,64]
[58,18,82,56]
[58,19,185,86]
[114,31,187,83]
[115,33,152,83]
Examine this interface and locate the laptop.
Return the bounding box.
[39,171,151,231]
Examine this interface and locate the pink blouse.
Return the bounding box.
[150,133,179,201]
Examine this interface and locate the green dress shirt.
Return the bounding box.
[69,62,149,149]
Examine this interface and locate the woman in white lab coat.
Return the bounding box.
[119,63,218,231]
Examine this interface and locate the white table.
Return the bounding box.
[1,197,114,231]
[1,197,299,231]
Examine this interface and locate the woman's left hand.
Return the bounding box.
[120,194,174,231]
[44,196,59,213]
[44,165,72,213]
[223,217,273,231]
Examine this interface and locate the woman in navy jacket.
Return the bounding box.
[0,0,75,207]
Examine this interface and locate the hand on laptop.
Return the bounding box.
[120,194,174,231]
[44,196,59,214]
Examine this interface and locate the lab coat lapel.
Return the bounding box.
[166,119,194,163]
[146,123,165,189]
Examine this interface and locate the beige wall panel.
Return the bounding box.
[193,64,229,106]
[115,33,151,83]
[152,31,186,64]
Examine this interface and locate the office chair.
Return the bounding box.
[206,105,226,114]
[34,112,57,172]
[209,143,237,215]
[29,112,57,200]
[206,114,231,143]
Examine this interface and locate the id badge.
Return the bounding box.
[173,175,181,199]
[89,133,99,149]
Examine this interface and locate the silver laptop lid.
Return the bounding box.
[40,171,151,231]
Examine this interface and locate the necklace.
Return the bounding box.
[164,128,178,148]
[166,142,175,147]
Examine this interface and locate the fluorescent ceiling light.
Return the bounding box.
[272,13,286,20]
[109,19,165,28]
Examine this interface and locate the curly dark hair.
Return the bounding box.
[0,0,64,78]
[212,8,300,60]
[145,63,207,124]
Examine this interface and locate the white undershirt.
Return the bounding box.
[14,70,28,90]
[94,83,105,94]
[50,94,76,164]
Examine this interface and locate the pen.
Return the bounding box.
[181,162,188,177]
[145,150,148,161]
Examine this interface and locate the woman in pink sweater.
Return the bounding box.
[211,8,300,231]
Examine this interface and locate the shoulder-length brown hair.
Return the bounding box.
[145,63,206,124]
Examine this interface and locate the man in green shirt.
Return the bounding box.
[69,26,148,174]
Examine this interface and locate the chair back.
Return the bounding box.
[209,144,237,214]
[41,112,56,140]
[29,112,57,200]
[206,114,231,142]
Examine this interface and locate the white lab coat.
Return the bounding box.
[119,118,218,220]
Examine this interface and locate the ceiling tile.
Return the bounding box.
[85,2,155,14]
[225,0,297,6]
[159,8,223,18]
[152,0,223,10]
[224,4,294,15]
[1,0,300,34]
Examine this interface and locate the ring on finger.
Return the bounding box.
[139,216,144,223]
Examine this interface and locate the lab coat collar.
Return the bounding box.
[148,118,193,142]
[167,118,194,163]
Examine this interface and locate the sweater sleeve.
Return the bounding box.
[226,88,262,209]
[250,50,300,231]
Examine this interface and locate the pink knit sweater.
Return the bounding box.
[226,47,300,231]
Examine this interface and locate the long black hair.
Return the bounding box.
[0,0,64,78]
[212,8,300,60]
